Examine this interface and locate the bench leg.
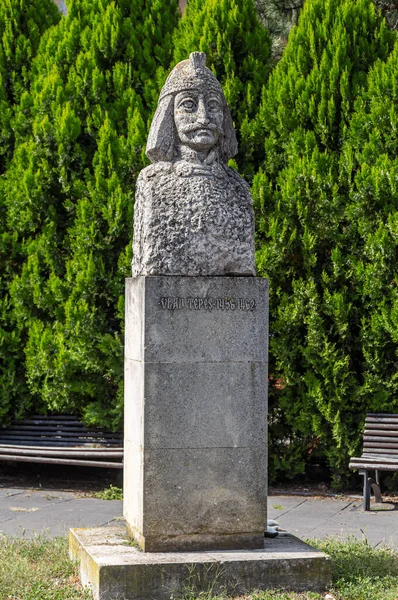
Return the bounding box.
[359,469,382,510]
[375,469,380,486]
[360,469,370,511]
[370,474,382,504]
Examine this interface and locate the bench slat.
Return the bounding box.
[0,434,121,443]
[0,448,123,458]
[0,444,123,452]
[0,429,121,440]
[350,457,398,464]
[0,440,119,447]
[361,453,398,461]
[3,425,122,434]
[350,462,398,471]
[364,424,398,432]
[363,432,398,439]
[364,439,398,446]
[31,415,81,420]
[363,447,398,455]
[12,420,87,427]
[367,413,398,418]
[0,455,122,468]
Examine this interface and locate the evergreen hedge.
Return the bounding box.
[253,0,396,484]
[339,42,398,437]
[3,0,179,428]
[0,0,60,423]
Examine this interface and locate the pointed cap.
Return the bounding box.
[159,52,223,100]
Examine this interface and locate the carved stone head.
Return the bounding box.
[146,52,238,163]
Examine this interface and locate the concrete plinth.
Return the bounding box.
[124,276,268,552]
[70,526,332,600]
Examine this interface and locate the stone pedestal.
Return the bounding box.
[124,276,268,552]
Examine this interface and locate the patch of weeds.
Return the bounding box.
[123,538,142,551]
[95,485,123,501]
[171,563,231,599]
[0,534,91,599]
[272,504,284,510]
[251,593,319,599]
[311,536,398,600]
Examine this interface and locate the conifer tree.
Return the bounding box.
[5,0,179,427]
[252,0,395,483]
[172,0,272,179]
[0,0,60,170]
[0,0,60,423]
[337,43,398,453]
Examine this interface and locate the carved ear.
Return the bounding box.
[220,102,238,161]
[146,95,175,163]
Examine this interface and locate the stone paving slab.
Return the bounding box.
[269,495,398,548]
[0,488,123,538]
[0,488,26,499]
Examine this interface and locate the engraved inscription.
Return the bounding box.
[160,297,256,311]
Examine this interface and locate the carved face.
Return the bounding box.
[174,91,224,152]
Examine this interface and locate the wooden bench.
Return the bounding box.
[349,413,398,510]
[0,416,123,469]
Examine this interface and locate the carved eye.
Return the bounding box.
[207,99,221,111]
[180,99,196,111]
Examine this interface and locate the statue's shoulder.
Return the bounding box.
[225,166,251,192]
[138,162,173,183]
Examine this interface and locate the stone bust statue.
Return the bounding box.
[132,52,256,277]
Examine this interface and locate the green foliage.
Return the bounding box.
[336,43,398,443]
[0,0,60,171]
[95,484,123,500]
[0,0,60,424]
[172,0,272,179]
[4,0,180,428]
[253,0,396,484]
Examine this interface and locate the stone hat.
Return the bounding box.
[159,52,223,101]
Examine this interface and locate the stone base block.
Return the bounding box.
[70,526,332,600]
[125,521,265,552]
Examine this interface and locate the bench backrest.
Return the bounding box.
[0,416,123,448]
[363,413,398,458]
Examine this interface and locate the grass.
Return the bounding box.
[174,537,398,600]
[94,484,123,501]
[0,534,90,600]
[0,534,397,599]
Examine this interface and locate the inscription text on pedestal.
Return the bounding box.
[160,297,256,311]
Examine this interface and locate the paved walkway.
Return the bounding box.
[0,487,122,538]
[0,486,398,548]
[268,494,398,549]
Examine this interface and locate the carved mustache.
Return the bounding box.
[180,123,221,134]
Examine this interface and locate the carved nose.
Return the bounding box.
[196,99,209,125]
